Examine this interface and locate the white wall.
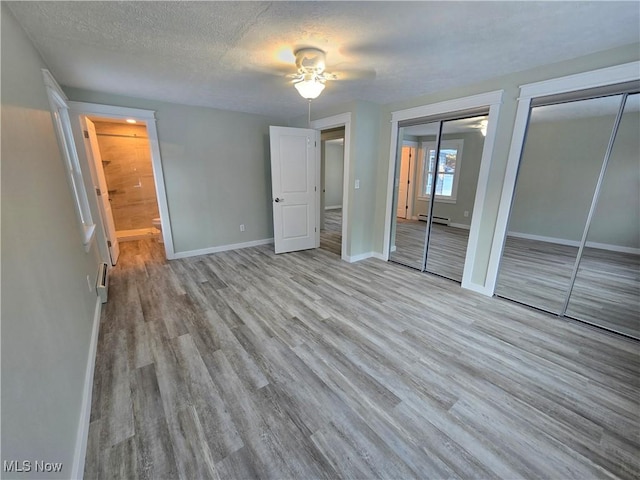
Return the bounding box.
[64,88,287,255]
[1,5,102,477]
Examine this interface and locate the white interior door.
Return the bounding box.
[269,126,319,254]
[83,117,120,265]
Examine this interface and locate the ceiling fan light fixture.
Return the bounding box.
[294,76,325,99]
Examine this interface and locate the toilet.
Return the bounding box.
[152,217,164,244]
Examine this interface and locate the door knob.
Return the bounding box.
[274,197,284,203]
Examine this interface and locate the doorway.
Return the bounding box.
[310,112,352,262]
[320,127,345,256]
[68,101,174,261]
[88,117,161,243]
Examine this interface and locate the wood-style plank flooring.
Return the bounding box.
[497,236,639,339]
[320,208,342,257]
[85,238,640,479]
[390,218,639,338]
[389,218,469,281]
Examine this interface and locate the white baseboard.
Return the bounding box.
[371,252,387,261]
[72,296,102,480]
[344,251,387,262]
[344,251,374,263]
[508,230,639,255]
[324,205,342,211]
[450,222,471,230]
[171,238,274,259]
[461,280,493,297]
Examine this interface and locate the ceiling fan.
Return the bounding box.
[288,48,334,99]
[282,47,375,100]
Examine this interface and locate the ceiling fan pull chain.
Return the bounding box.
[308,99,312,128]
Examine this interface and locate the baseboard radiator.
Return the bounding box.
[418,214,450,226]
[96,262,109,304]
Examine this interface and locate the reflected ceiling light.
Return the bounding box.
[126,118,137,124]
[294,74,326,100]
[480,120,488,136]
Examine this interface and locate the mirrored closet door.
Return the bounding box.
[425,115,488,282]
[389,124,438,270]
[496,86,639,338]
[389,110,488,283]
[565,93,640,338]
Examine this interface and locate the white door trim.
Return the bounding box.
[68,101,175,259]
[383,90,504,296]
[487,61,640,296]
[311,112,352,261]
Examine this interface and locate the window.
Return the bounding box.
[418,139,463,202]
[42,70,96,250]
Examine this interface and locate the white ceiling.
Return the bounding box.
[7,1,639,119]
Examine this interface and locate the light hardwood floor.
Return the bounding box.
[390,218,639,339]
[85,238,639,479]
[389,218,469,281]
[320,208,342,257]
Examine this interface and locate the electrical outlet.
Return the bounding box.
[464,211,469,217]
[86,274,93,292]
[240,224,245,232]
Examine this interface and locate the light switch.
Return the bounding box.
[355,179,360,189]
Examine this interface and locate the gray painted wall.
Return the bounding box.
[510,112,639,248]
[324,142,344,208]
[63,88,287,254]
[2,5,103,477]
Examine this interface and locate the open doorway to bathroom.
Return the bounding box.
[87,117,162,246]
[320,127,345,256]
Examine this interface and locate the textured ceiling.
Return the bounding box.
[7,1,640,119]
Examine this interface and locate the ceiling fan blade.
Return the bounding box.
[325,68,377,81]
[245,62,296,77]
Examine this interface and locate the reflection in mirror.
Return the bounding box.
[566,93,640,338]
[496,95,621,313]
[425,115,488,282]
[389,123,439,269]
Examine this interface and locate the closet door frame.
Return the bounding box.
[384,90,504,294]
[487,61,640,296]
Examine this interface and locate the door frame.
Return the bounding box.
[384,90,504,293]
[398,141,417,219]
[487,61,640,296]
[311,113,352,262]
[68,101,175,259]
